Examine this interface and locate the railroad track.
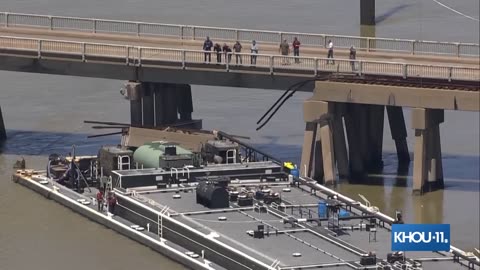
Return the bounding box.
[321,73,480,92]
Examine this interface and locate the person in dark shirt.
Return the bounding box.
[203,36,213,63]
[279,39,290,65]
[222,43,232,63]
[213,43,222,63]
[292,37,301,63]
[107,192,117,216]
[233,41,242,64]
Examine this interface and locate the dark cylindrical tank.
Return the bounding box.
[196,182,229,209]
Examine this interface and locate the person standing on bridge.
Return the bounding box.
[327,40,334,64]
[292,37,301,64]
[233,41,243,65]
[279,39,290,65]
[349,45,357,71]
[223,43,232,64]
[251,40,259,66]
[203,36,213,63]
[214,43,222,64]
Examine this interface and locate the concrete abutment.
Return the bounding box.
[125,82,201,129]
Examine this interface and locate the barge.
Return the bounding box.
[12,127,480,270]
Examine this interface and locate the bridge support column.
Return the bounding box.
[387,106,410,163]
[125,81,201,129]
[332,104,349,179]
[126,81,143,126]
[412,108,444,195]
[318,117,336,185]
[360,0,376,26]
[0,105,6,141]
[142,83,155,127]
[344,104,366,180]
[367,105,385,171]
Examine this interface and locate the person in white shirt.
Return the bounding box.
[327,40,334,64]
[250,40,259,65]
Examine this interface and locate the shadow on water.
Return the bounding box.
[0,129,120,156]
[375,4,413,24]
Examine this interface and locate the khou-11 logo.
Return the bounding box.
[391,224,450,251]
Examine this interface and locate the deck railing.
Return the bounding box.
[1,35,479,82]
[0,11,479,58]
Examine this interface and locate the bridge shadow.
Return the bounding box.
[376,4,413,24]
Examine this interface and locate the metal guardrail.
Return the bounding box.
[1,35,479,82]
[0,11,479,58]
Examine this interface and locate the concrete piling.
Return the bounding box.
[300,122,317,178]
[332,109,349,179]
[318,119,336,185]
[367,105,385,171]
[126,81,201,129]
[386,106,410,163]
[360,0,376,25]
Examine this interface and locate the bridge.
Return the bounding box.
[0,12,479,195]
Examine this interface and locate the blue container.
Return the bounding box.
[339,209,350,218]
[318,201,327,218]
[290,168,299,178]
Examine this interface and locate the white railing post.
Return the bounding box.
[366,38,370,52]
[180,25,184,39]
[314,58,318,76]
[448,67,453,82]
[37,40,42,59]
[226,53,230,72]
[192,26,196,40]
[456,43,460,57]
[235,30,239,41]
[136,23,140,37]
[402,64,408,79]
[138,47,142,66]
[279,32,283,43]
[82,43,86,62]
[270,56,274,74]
[126,46,130,65]
[358,61,363,76]
[5,12,9,27]
[182,50,186,69]
[49,16,53,30]
[412,40,416,55]
[93,19,97,33]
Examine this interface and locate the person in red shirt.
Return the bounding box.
[107,192,117,215]
[292,37,301,64]
[96,189,104,212]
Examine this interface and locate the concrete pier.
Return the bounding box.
[332,104,349,179]
[360,0,376,25]
[0,106,6,141]
[125,81,201,129]
[411,108,444,195]
[300,122,317,178]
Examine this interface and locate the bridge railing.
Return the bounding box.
[1,11,479,58]
[1,35,479,82]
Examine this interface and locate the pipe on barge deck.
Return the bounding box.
[298,176,480,267]
[11,175,215,270]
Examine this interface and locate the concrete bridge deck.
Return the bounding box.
[0,12,479,90]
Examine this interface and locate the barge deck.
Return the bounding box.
[11,127,480,270]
